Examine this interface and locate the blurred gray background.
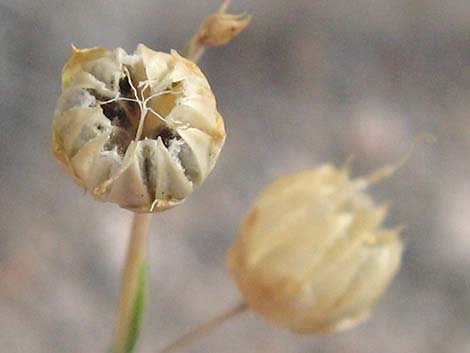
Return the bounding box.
[0,0,469,352]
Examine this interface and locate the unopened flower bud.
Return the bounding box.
[196,2,251,47]
[228,165,403,334]
[186,0,251,62]
[52,44,225,212]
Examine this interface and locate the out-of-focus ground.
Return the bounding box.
[0,0,469,352]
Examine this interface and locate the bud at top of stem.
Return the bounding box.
[186,0,251,62]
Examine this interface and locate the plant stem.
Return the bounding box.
[108,2,250,351]
[111,212,152,353]
[185,41,205,63]
[159,301,248,353]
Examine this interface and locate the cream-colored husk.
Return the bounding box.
[228,165,402,333]
[52,44,225,212]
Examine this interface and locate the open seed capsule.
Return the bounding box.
[228,165,403,333]
[52,44,226,212]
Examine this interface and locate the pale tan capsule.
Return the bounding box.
[52,44,225,212]
[228,165,403,334]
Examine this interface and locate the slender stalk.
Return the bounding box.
[156,4,251,352]
[185,40,205,63]
[159,301,248,353]
[185,44,206,64]
[111,213,152,353]
[109,2,250,352]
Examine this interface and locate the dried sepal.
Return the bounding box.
[228,165,403,334]
[52,44,226,212]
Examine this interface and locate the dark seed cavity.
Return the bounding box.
[86,75,140,135]
[104,129,132,155]
[157,127,180,148]
[140,145,156,201]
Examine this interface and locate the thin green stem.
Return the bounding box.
[111,213,152,353]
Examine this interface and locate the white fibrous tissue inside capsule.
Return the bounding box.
[52,44,226,212]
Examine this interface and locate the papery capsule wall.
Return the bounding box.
[228,165,403,333]
[52,44,226,212]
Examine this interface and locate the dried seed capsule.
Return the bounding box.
[52,44,225,212]
[228,165,403,334]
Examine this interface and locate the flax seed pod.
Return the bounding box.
[52,44,225,212]
[228,165,403,333]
